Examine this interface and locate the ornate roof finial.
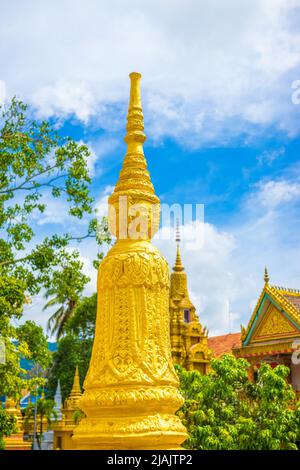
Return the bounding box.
[264,267,269,285]
[174,219,184,272]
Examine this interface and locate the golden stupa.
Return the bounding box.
[53,366,82,450]
[72,72,187,450]
[4,398,31,450]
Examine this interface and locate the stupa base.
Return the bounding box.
[4,432,32,450]
[72,414,187,450]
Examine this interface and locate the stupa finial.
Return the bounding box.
[53,379,62,421]
[108,73,160,240]
[65,365,81,411]
[264,267,269,285]
[174,219,184,272]
[175,217,181,243]
[70,365,81,397]
[124,72,146,147]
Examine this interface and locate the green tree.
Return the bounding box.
[177,355,300,450]
[0,97,110,438]
[0,320,50,399]
[65,293,97,340]
[0,97,110,388]
[44,261,90,338]
[0,98,96,292]
[46,294,97,400]
[0,407,17,450]
[24,397,57,449]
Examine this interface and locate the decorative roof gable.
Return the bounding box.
[251,303,299,342]
[241,273,300,346]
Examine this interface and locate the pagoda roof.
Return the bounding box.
[241,283,300,345]
[208,332,241,358]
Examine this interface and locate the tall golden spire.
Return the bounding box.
[73,73,187,450]
[174,219,184,272]
[65,366,81,410]
[70,366,81,396]
[169,222,211,372]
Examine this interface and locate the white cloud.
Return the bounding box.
[257,147,285,166]
[0,0,299,145]
[32,80,96,123]
[32,195,70,226]
[77,139,114,178]
[153,172,300,336]
[249,179,300,208]
[95,185,114,218]
[85,138,119,177]
[154,220,237,335]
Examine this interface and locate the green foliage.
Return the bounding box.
[177,355,300,450]
[44,260,90,338]
[16,321,50,369]
[0,320,51,398]
[0,98,97,294]
[73,408,85,425]
[46,336,92,402]
[0,408,17,450]
[0,274,25,320]
[0,97,111,403]
[65,293,97,339]
[46,294,97,400]
[24,397,57,449]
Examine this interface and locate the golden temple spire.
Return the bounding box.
[72,73,187,450]
[65,366,82,411]
[174,219,184,272]
[70,365,81,397]
[264,267,269,285]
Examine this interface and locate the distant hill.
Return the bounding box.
[20,342,57,372]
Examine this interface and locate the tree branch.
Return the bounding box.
[0,164,63,194]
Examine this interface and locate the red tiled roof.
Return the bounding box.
[208,332,242,358]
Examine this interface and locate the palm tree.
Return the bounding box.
[43,263,89,339]
[25,397,57,450]
[44,290,77,339]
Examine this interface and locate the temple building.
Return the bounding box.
[233,269,300,395]
[170,228,212,373]
[207,269,300,396]
[52,366,82,450]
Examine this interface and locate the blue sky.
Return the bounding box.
[2,0,300,337]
